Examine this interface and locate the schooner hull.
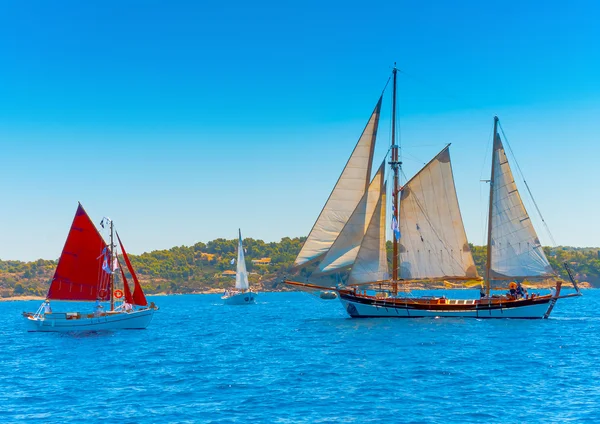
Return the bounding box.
[339,292,557,319]
[23,308,156,332]
[222,291,257,305]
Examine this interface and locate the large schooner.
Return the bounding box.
[23,203,158,331]
[284,66,581,318]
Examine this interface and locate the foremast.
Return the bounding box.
[390,64,401,295]
[485,116,499,297]
[110,218,115,311]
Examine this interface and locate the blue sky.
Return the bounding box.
[0,0,598,260]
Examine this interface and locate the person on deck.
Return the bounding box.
[94,299,104,316]
[516,282,527,299]
[508,282,517,299]
[122,301,133,312]
[44,300,52,314]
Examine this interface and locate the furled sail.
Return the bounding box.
[47,204,111,301]
[488,133,553,279]
[314,162,385,275]
[348,182,389,285]
[236,229,249,290]
[398,147,479,280]
[117,232,148,306]
[294,97,381,267]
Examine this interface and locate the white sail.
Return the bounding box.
[294,98,382,267]
[314,162,385,275]
[348,182,389,285]
[236,229,249,290]
[489,134,553,279]
[399,147,478,280]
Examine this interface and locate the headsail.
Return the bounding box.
[117,232,148,306]
[314,162,385,275]
[398,147,478,281]
[47,204,111,301]
[294,97,381,267]
[488,132,553,279]
[118,257,135,304]
[347,182,389,285]
[236,229,249,290]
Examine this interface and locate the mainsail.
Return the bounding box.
[398,147,478,281]
[348,182,389,285]
[488,133,553,279]
[236,229,249,290]
[117,233,148,306]
[294,97,381,267]
[47,204,111,301]
[314,162,385,275]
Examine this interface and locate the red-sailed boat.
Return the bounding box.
[23,203,157,331]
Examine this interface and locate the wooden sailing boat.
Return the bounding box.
[284,66,581,318]
[222,229,257,305]
[23,203,158,331]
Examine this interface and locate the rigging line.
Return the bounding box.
[402,151,428,166]
[498,122,557,247]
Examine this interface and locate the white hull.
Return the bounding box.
[339,296,557,319]
[222,291,257,305]
[24,308,156,332]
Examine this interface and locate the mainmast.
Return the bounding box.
[485,116,499,296]
[390,64,401,294]
[110,219,115,311]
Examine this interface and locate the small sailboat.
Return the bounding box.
[222,229,257,305]
[285,65,581,318]
[23,203,157,332]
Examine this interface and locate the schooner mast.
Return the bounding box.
[390,64,400,294]
[484,116,499,297]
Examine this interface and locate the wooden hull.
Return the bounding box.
[23,308,156,332]
[222,291,257,305]
[339,291,558,319]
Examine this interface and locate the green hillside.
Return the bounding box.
[0,238,598,298]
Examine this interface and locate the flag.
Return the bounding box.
[230,258,235,265]
[112,255,119,271]
[101,247,112,274]
[391,215,401,240]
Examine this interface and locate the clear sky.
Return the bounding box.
[0,0,599,261]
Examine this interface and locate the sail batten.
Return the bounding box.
[489,133,553,279]
[47,204,111,301]
[398,147,478,281]
[314,162,385,275]
[294,97,382,267]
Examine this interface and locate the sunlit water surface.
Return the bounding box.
[1,290,598,423]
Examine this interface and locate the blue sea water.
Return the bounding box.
[1,290,599,423]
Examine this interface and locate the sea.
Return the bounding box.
[1,289,598,423]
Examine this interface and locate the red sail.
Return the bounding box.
[118,258,134,304]
[116,232,148,306]
[47,204,111,301]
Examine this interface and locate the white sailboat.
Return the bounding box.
[23,203,158,332]
[285,66,581,318]
[222,229,257,305]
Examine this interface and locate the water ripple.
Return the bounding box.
[1,291,599,423]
